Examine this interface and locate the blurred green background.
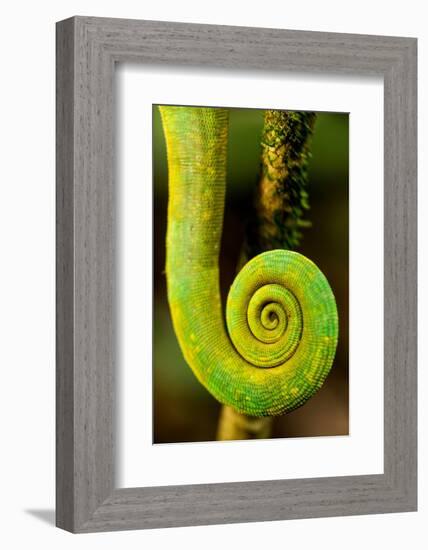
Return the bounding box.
[152,106,349,443]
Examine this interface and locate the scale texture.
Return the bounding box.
[160,105,338,416]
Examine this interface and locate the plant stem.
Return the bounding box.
[216,109,316,441]
[216,406,274,440]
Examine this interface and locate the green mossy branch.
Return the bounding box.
[217,110,318,440]
[246,110,316,256]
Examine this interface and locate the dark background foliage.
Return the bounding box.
[152,106,349,443]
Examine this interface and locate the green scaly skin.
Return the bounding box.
[159,105,339,417]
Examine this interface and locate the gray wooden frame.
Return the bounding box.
[56,16,417,533]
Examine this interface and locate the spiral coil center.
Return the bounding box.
[227,268,303,369]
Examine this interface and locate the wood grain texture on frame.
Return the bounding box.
[56,16,417,533]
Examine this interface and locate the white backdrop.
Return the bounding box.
[0,1,425,549]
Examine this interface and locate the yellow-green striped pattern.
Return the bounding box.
[159,105,338,417]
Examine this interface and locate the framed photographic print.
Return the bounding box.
[56,16,417,532]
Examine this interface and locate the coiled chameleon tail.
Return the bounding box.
[159,105,339,417]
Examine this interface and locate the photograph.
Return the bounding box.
[152,104,349,443]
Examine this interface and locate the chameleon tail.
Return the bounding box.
[159,105,338,417]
